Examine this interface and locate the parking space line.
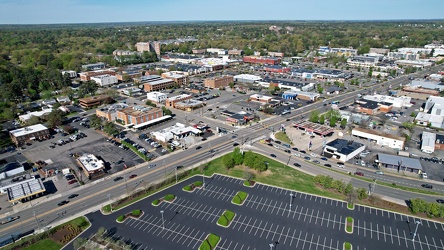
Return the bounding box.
[424,235,431,250]
[402,229,407,247]
[289,229,297,246]
[259,222,268,238]
[314,210,320,225]
[283,227,291,245]
[309,209,314,224]
[370,223,373,239]
[265,223,274,239]
[327,214,331,228]
[440,239,444,249]
[244,218,252,233]
[248,219,257,234]
[390,227,394,244]
[320,212,325,226]
[364,221,366,237]
[301,232,308,249]
[295,231,302,248]
[293,206,298,219]
[332,214,337,230]
[383,225,387,242]
[418,235,424,250]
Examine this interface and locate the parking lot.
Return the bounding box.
[78,174,444,250]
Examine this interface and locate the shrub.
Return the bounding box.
[164,194,175,201]
[116,215,125,222]
[194,181,203,187]
[208,234,220,248]
[224,210,235,221]
[238,191,247,201]
[232,196,241,204]
[217,215,228,226]
[344,242,351,250]
[183,185,192,191]
[152,199,160,205]
[199,240,211,250]
[132,209,141,217]
[357,188,368,200]
[243,180,251,186]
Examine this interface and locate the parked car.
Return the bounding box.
[421,184,433,189]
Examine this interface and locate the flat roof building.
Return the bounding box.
[352,127,405,150]
[79,95,113,109]
[135,75,175,92]
[9,124,50,147]
[82,62,106,71]
[117,106,163,126]
[323,139,365,163]
[421,131,435,154]
[376,153,423,174]
[204,76,234,89]
[96,103,128,122]
[4,177,46,203]
[147,92,168,103]
[165,94,193,108]
[77,154,105,179]
[233,74,262,83]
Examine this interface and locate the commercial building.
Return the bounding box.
[116,106,163,126]
[376,153,423,174]
[77,154,105,179]
[362,94,411,108]
[81,62,106,71]
[369,48,390,55]
[18,108,53,123]
[263,65,291,73]
[161,54,199,64]
[79,95,113,109]
[115,70,143,82]
[204,76,234,89]
[151,122,202,143]
[355,99,391,115]
[146,92,167,103]
[292,121,335,137]
[79,70,116,81]
[173,99,205,111]
[395,60,434,68]
[206,48,228,55]
[0,162,25,180]
[228,49,244,56]
[161,72,189,86]
[243,56,281,65]
[323,139,365,163]
[3,177,46,203]
[90,74,118,87]
[165,94,193,108]
[347,56,379,68]
[61,70,77,78]
[135,75,175,92]
[421,132,435,154]
[10,124,50,147]
[267,52,284,57]
[409,80,444,92]
[249,94,273,103]
[226,112,255,126]
[352,127,405,150]
[330,48,357,57]
[233,74,262,83]
[192,49,206,54]
[96,103,128,122]
[281,90,320,101]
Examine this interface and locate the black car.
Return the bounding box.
[324,164,332,168]
[421,184,433,189]
[68,194,78,199]
[270,154,277,158]
[284,149,291,153]
[293,163,301,168]
[437,199,444,204]
[292,147,299,151]
[275,141,281,144]
[300,150,307,154]
[233,143,239,147]
[304,156,311,161]
[113,177,123,182]
[196,146,202,150]
[58,200,69,206]
[321,157,328,161]
[267,143,273,147]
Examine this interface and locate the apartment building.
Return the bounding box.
[116,106,163,126]
[204,76,234,89]
[79,95,113,109]
[135,75,175,92]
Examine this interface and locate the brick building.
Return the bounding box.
[165,94,193,108]
[135,75,175,92]
[243,56,281,65]
[116,106,163,126]
[161,72,189,86]
[79,95,113,109]
[79,70,116,81]
[10,124,50,146]
[204,76,234,89]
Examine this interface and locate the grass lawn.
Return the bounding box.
[275,132,292,145]
[208,234,220,248]
[204,153,344,200]
[22,239,62,250]
[183,185,192,191]
[164,194,175,201]
[217,210,235,227]
[344,242,352,250]
[346,217,353,233]
[194,181,203,187]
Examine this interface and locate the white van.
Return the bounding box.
[337,162,345,168]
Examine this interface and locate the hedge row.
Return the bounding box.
[409,198,444,218]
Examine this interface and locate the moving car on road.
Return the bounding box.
[129,174,137,179]
[354,172,364,176]
[114,177,123,182]
[68,194,78,199]
[58,200,69,206]
[293,163,301,168]
[421,184,433,189]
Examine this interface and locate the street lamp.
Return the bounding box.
[412,220,422,242]
[269,243,274,250]
[160,210,165,230]
[289,193,294,209]
[33,210,40,231]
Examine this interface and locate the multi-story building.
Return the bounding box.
[116,106,163,126]
[135,42,151,52]
[81,62,106,71]
[206,48,227,55]
[10,124,50,146]
[263,65,290,73]
[96,103,128,122]
[146,92,168,103]
[267,52,284,57]
[79,95,113,109]
[134,75,175,92]
[243,56,281,65]
[228,49,244,56]
[79,70,116,81]
[249,94,273,103]
[192,49,206,54]
[347,56,379,68]
[115,70,143,82]
[90,74,118,87]
[161,72,189,86]
[330,48,357,57]
[204,76,234,89]
[165,94,193,108]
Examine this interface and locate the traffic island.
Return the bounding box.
[243,180,256,187]
[116,209,144,223]
[183,181,204,192]
[345,217,354,234]
[152,194,176,206]
[347,203,354,210]
[217,210,236,228]
[232,191,248,205]
[344,242,352,250]
[199,233,220,250]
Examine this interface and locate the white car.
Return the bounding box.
[310,153,318,158]
[294,153,301,157]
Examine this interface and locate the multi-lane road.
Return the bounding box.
[1,65,443,240]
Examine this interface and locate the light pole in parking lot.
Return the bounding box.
[289,193,294,210]
[160,210,165,230]
[269,243,274,250]
[412,220,421,242]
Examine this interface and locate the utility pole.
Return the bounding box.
[160,210,165,230]
[412,220,421,242]
[33,210,40,231]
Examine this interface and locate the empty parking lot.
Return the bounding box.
[80,174,444,250]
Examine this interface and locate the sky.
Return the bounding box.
[0,0,443,25]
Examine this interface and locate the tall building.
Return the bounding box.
[135,42,161,56]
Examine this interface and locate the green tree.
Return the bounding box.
[145,100,156,107]
[319,115,325,125]
[340,118,347,128]
[223,154,235,169]
[232,147,244,165]
[344,183,353,195]
[27,115,40,125]
[309,110,320,123]
[90,114,103,129]
[329,116,337,127]
[243,150,256,168]
[78,80,99,97]
[357,188,368,200]
[317,84,324,94]
[253,156,267,172]
[229,82,235,88]
[46,109,64,128]
[162,106,173,116]
[103,121,118,135]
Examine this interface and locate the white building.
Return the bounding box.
[233,74,263,84]
[61,70,77,78]
[409,80,444,91]
[77,154,105,178]
[0,162,25,180]
[395,60,433,68]
[122,87,142,96]
[352,127,405,150]
[151,123,201,143]
[18,109,53,123]
[147,92,167,103]
[347,56,379,68]
[421,132,435,154]
[323,139,365,163]
[206,48,228,55]
[90,74,118,87]
[362,94,411,108]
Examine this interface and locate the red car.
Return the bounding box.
[68,179,77,185]
[354,172,364,176]
[129,174,137,179]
